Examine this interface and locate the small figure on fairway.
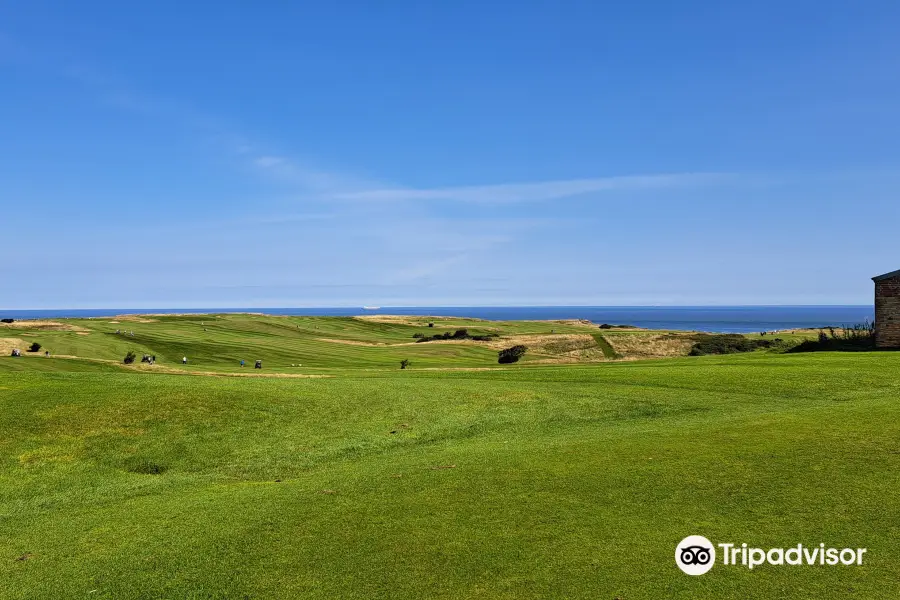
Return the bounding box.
[255,360,262,369]
[240,359,245,367]
[182,356,187,365]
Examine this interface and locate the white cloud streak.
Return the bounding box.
[42,47,733,209]
[334,172,734,204]
[60,62,377,198]
[250,155,382,193]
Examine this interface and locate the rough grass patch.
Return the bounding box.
[604,332,697,359]
[124,458,169,475]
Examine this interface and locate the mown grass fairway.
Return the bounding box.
[0,314,614,373]
[0,315,897,598]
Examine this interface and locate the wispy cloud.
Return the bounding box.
[250,155,382,193]
[60,61,375,198]
[25,38,732,210]
[373,220,524,284]
[3,36,744,305]
[385,254,472,284]
[334,172,734,204]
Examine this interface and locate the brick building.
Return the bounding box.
[873,269,900,348]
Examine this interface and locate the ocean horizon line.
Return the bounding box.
[0,305,875,334]
[0,304,873,312]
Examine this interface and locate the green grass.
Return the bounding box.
[1,316,898,598]
[590,332,620,359]
[1,314,595,373]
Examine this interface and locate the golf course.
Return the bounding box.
[1,314,898,598]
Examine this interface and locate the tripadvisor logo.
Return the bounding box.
[675,535,867,575]
[676,535,716,575]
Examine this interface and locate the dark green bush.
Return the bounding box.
[415,329,497,343]
[789,322,876,353]
[28,342,41,352]
[400,359,410,369]
[689,334,773,356]
[416,332,448,343]
[123,351,136,364]
[470,334,498,341]
[498,345,527,364]
[0,318,13,324]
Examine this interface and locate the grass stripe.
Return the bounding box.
[591,332,620,358]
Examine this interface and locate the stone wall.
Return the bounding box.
[875,276,900,348]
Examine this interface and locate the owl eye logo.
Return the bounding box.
[676,535,716,575]
[680,545,712,565]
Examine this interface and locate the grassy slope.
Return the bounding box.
[1,315,594,372]
[0,318,897,598]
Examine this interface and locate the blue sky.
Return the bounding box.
[2,1,899,308]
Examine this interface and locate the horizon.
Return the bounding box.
[1,304,876,334]
[3,2,900,306]
[0,303,875,312]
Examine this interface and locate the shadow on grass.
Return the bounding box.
[124,457,169,475]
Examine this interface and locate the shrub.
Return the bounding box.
[689,334,772,356]
[400,359,410,369]
[123,351,136,364]
[498,345,527,364]
[470,334,498,341]
[412,333,424,339]
[0,318,13,324]
[428,322,434,328]
[28,342,41,352]
[789,322,876,353]
[415,330,497,343]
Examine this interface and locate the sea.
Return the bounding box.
[0,306,874,334]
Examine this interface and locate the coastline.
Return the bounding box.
[0,308,870,336]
